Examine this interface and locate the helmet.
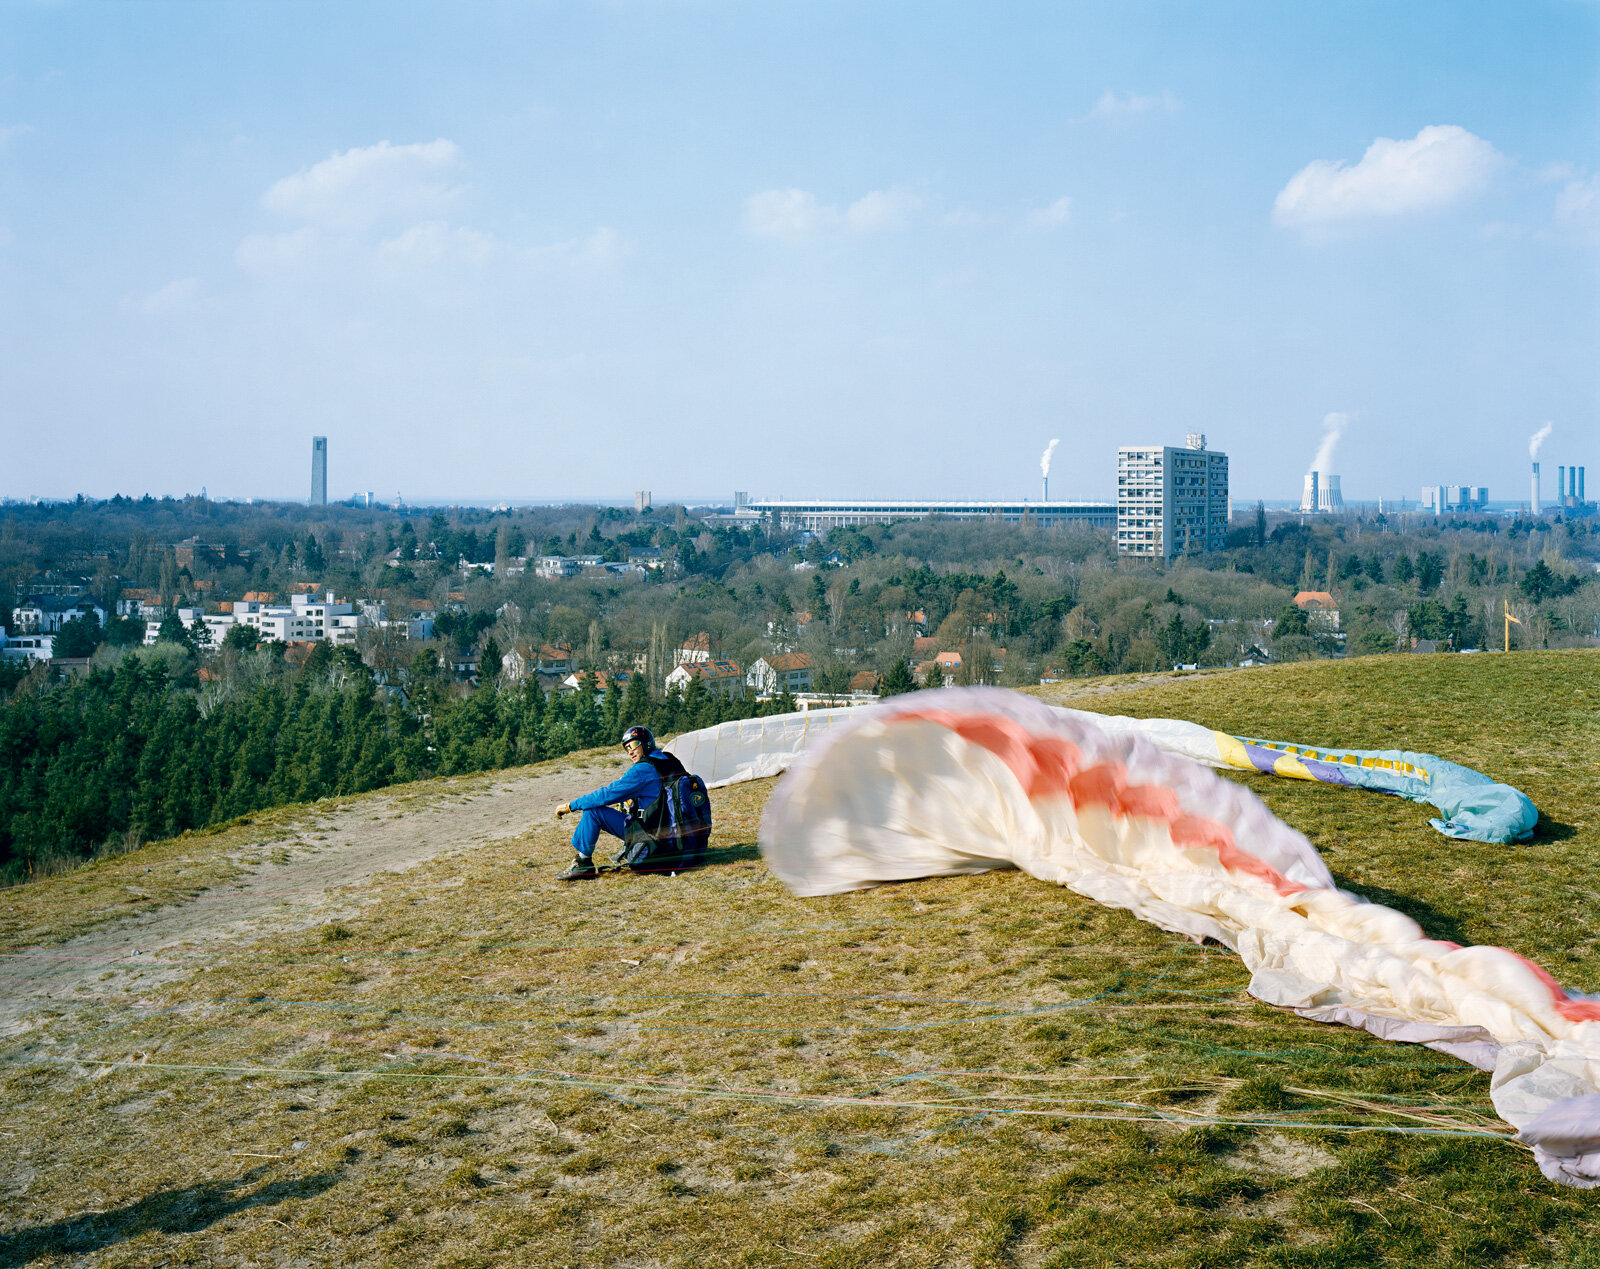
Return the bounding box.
[620,725,654,751]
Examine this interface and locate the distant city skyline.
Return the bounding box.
[4,2,1596,504]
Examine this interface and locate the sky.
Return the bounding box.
[2,0,1597,505]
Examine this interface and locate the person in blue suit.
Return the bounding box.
[554,724,671,880]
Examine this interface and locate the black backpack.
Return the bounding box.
[619,751,713,872]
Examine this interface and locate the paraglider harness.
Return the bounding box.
[619,751,713,872]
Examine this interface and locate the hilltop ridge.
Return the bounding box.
[1,652,1596,1266]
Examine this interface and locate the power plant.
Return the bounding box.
[1422,484,1488,513]
[1557,465,1586,509]
[1298,472,1343,513]
[1531,456,1591,516]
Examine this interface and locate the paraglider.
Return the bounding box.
[672,687,1599,1188]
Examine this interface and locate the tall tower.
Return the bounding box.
[1116,439,1228,561]
[310,437,327,506]
[1299,472,1319,513]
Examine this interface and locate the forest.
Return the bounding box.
[2,494,1597,881]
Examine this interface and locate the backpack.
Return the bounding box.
[619,751,713,872]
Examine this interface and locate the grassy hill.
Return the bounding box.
[1,651,1597,1268]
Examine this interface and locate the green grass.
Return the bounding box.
[0,650,1597,1267]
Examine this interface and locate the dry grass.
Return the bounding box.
[1,651,1597,1267]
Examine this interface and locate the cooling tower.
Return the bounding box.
[1317,474,1344,512]
[1300,472,1319,513]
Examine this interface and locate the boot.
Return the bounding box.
[557,855,598,881]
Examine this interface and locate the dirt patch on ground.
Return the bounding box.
[0,674,1228,1037]
[0,756,626,1035]
[1222,1132,1337,1178]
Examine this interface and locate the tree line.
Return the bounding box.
[0,639,824,884]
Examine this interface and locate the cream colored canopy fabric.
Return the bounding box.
[672,688,1600,1187]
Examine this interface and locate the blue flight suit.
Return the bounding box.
[567,750,670,860]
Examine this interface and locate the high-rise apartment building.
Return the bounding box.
[311,437,327,506]
[1116,434,1229,561]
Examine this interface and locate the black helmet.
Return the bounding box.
[620,725,654,751]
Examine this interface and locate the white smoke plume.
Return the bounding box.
[1529,422,1553,460]
[1040,438,1061,477]
[1308,412,1348,474]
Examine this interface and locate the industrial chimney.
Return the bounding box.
[1532,462,1540,515]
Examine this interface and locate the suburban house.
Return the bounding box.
[115,588,158,617]
[674,632,713,665]
[1293,591,1341,630]
[1,631,54,662]
[500,645,533,683]
[665,658,744,700]
[848,670,882,696]
[560,669,632,695]
[536,643,575,674]
[746,652,815,696]
[10,597,106,633]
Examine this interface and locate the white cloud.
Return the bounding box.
[378,220,499,266]
[124,277,200,316]
[0,123,34,148]
[262,139,462,230]
[845,188,921,232]
[1554,174,1600,242]
[1025,196,1073,228]
[1273,125,1501,229]
[521,226,626,271]
[744,186,920,242]
[744,188,833,242]
[1090,89,1180,119]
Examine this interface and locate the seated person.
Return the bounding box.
[554,725,677,880]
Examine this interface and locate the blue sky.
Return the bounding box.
[3,1,1596,505]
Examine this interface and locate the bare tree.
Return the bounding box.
[827,579,848,631]
[1388,609,1408,649]
[647,619,673,698]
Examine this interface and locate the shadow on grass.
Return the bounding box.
[1529,817,1579,845]
[703,840,761,866]
[1331,873,1469,945]
[0,1165,340,1266]
[597,840,761,879]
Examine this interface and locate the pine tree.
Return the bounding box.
[480,636,503,686]
[879,659,916,696]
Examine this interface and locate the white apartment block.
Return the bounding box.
[192,592,362,647]
[1,632,54,662]
[1116,435,1230,562]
